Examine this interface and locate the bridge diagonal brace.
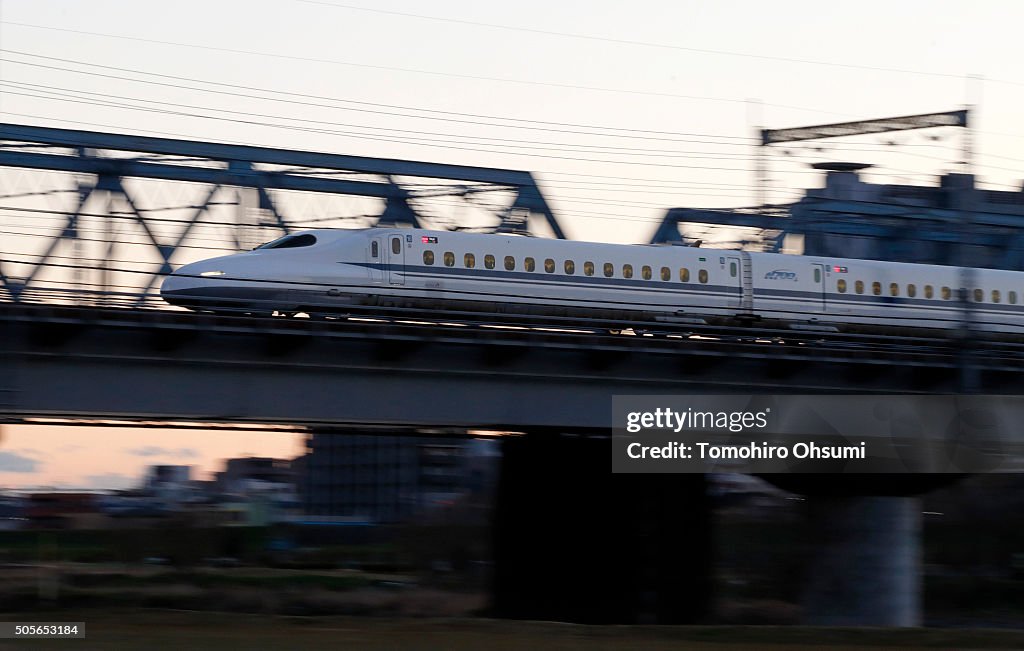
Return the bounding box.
[505,180,566,239]
[11,182,94,301]
[106,175,175,275]
[169,184,222,253]
[0,260,12,299]
[257,185,293,234]
[133,184,222,304]
[377,180,425,229]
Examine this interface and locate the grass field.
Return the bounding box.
[1,610,1023,651]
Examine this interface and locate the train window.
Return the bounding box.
[504,255,515,271]
[604,262,614,277]
[642,265,652,280]
[837,279,847,293]
[545,258,555,273]
[525,257,535,272]
[925,285,933,299]
[444,251,455,267]
[564,260,575,275]
[730,262,737,277]
[992,289,1001,303]
[485,254,496,270]
[623,264,633,279]
[907,284,916,298]
[584,261,595,276]
[464,253,475,268]
[699,269,708,284]
[661,266,671,281]
[423,250,435,265]
[814,268,821,283]
[942,286,951,300]
[256,233,317,249]
[680,268,690,282]
[974,288,984,302]
[890,283,899,297]
[392,238,402,255]
[1011,291,1018,305]
[371,241,379,258]
[872,281,881,296]
[855,280,864,294]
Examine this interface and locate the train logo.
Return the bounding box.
[764,269,798,281]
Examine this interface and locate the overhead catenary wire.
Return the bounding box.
[0,77,761,160]
[0,22,860,119]
[0,49,759,144]
[10,49,1016,162]
[2,21,1020,179]
[298,0,1023,88]
[11,47,1016,169]
[0,84,793,172]
[6,86,1005,185]
[2,89,999,192]
[0,53,1016,245]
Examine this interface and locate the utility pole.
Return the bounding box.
[747,99,766,212]
[956,106,977,393]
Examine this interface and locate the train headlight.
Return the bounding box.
[199,270,226,277]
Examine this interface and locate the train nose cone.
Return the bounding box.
[161,261,219,304]
[160,258,237,308]
[159,268,191,306]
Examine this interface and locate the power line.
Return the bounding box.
[0,49,759,143]
[0,21,849,118]
[6,95,1010,200]
[0,109,780,192]
[10,102,1010,204]
[0,83,774,171]
[297,0,1013,85]
[5,51,1010,175]
[0,60,764,156]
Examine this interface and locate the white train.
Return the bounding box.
[159,228,1023,334]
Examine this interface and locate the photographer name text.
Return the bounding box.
[626,440,866,461]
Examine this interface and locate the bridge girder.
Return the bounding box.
[3,305,1020,429]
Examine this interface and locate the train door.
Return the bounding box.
[727,255,742,309]
[811,263,827,312]
[735,252,755,316]
[368,237,384,283]
[387,234,405,285]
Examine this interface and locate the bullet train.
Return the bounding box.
[160,228,1024,334]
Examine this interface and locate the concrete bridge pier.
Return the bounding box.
[765,474,962,627]
[491,432,712,624]
[801,495,921,626]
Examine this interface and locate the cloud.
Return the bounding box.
[0,451,42,473]
[124,446,198,459]
[83,473,137,490]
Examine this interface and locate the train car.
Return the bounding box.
[160,227,1024,335]
[160,228,743,321]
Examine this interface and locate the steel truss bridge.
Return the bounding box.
[0,122,564,310]
[0,121,1021,426]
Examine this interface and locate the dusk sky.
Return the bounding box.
[0,425,305,490]
[3,1,1024,487]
